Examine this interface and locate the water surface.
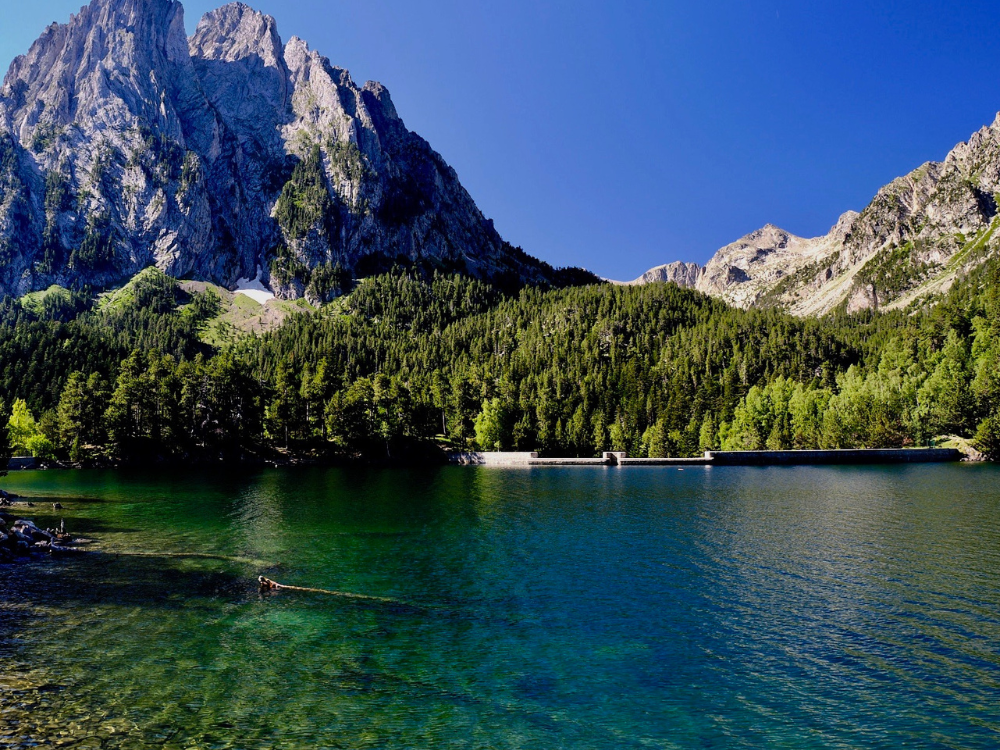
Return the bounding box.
[1,464,999,748]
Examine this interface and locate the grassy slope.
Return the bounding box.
[178,281,314,347]
[19,284,76,313]
[18,269,317,348]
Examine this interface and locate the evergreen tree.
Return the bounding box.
[0,399,10,476]
[975,413,1000,460]
[58,372,89,450]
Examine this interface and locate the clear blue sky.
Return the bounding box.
[4,1,1000,280]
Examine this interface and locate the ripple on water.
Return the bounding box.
[0,464,999,748]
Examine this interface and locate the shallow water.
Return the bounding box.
[1,464,999,749]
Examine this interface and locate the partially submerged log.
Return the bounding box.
[257,576,416,608]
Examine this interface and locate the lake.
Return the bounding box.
[1,464,999,749]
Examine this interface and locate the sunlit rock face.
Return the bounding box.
[622,261,702,289]
[0,0,557,298]
[629,115,1000,316]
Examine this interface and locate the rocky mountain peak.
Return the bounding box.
[731,223,791,249]
[621,261,702,288]
[628,111,1000,316]
[0,0,578,300]
[190,3,288,155]
[1,0,194,145]
[190,3,282,65]
[362,81,399,122]
[830,210,859,240]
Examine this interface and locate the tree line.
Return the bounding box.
[1,258,999,465]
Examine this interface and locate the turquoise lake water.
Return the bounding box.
[1,464,999,749]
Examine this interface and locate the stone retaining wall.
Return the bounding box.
[448,452,540,466]
[617,457,711,466]
[448,448,964,467]
[705,448,962,465]
[528,457,609,466]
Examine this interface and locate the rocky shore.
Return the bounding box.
[0,490,91,563]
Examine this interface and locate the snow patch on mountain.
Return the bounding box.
[234,266,274,304]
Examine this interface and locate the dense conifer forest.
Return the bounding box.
[1,255,999,466]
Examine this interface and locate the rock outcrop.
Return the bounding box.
[623,261,702,288]
[620,217,855,309]
[0,0,583,299]
[697,222,848,309]
[629,115,1000,315]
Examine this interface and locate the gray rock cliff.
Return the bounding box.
[0,0,569,299]
[623,261,702,288]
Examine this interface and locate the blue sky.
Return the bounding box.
[4,1,1000,280]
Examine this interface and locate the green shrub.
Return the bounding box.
[974,413,1000,461]
[24,434,57,460]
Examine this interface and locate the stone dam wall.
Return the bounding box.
[448,448,964,467]
[449,452,541,466]
[706,449,962,465]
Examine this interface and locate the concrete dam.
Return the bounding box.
[448,449,964,467]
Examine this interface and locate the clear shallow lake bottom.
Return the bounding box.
[1,464,999,749]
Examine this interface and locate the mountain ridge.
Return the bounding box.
[626,114,1000,315]
[0,0,591,301]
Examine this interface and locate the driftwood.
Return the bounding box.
[257,576,415,607]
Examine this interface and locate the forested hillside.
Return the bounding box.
[1,257,999,465]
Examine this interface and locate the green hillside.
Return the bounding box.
[1,257,998,464]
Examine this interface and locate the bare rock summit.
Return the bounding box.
[629,113,1000,316]
[0,0,584,300]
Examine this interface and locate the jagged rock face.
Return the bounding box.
[623,261,702,288]
[814,120,1000,313]
[629,113,1000,316]
[696,223,846,309]
[0,0,218,295]
[0,0,555,298]
[620,218,854,310]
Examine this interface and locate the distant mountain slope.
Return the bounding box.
[627,115,1000,315]
[0,0,591,301]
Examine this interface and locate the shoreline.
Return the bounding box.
[0,497,92,563]
[2,446,983,478]
[448,448,969,467]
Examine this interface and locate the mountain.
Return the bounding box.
[623,260,701,289]
[627,115,1000,315]
[0,0,590,302]
[621,219,852,309]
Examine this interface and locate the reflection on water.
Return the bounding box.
[1,464,999,748]
[231,475,287,565]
